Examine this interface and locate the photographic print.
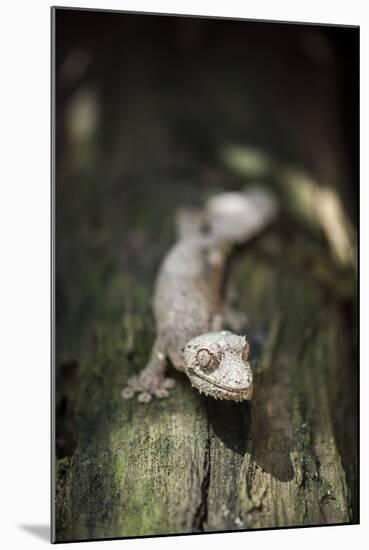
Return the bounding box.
[52,7,359,543]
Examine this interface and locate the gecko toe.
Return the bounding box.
[137,392,152,403]
[121,387,135,400]
[163,378,176,389]
[127,375,140,390]
[155,388,169,398]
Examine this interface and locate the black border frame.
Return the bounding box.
[50,5,360,544]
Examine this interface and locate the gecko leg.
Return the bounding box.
[211,287,248,333]
[223,306,248,332]
[224,284,248,332]
[121,337,176,403]
[211,307,248,333]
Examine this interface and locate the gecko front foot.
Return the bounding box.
[121,372,176,403]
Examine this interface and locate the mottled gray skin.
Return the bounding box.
[121,189,277,403]
[184,330,253,400]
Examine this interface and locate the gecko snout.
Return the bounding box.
[183,331,253,401]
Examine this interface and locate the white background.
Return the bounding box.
[0,0,367,548]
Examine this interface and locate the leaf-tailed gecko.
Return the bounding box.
[121,188,277,403]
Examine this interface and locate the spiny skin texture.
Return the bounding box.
[184,331,253,400]
[121,188,277,403]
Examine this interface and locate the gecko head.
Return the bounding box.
[183,331,253,401]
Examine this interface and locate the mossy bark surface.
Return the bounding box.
[54,10,358,543]
[55,224,357,541]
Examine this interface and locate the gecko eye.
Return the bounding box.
[242,342,250,362]
[196,348,212,370]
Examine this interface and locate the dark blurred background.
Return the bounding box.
[55,10,358,342]
[55,10,358,202]
[54,8,358,509]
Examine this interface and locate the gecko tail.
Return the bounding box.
[206,186,278,245]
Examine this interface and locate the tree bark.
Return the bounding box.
[54,13,358,542]
[55,229,357,541]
